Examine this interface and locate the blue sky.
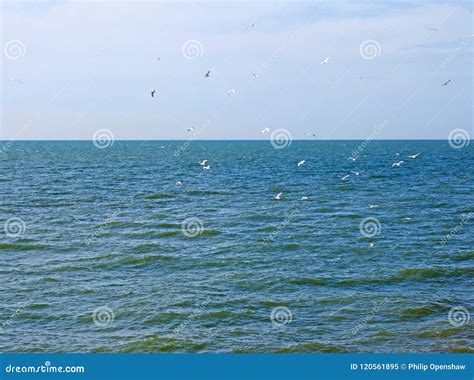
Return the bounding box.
[1,0,473,140]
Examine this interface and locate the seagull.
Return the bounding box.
[227,89,236,96]
[252,73,259,78]
[260,127,270,134]
[320,57,330,64]
[297,160,306,167]
[306,132,317,137]
[408,153,420,159]
[9,77,24,84]
[300,196,309,201]
[348,157,357,162]
[425,27,438,31]
[202,165,211,170]
[350,170,363,175]
[274,192,283,200]
[176,180,182,186]
[392,161,405,168]
[151,90,156,97]
[341,174,350,181]
[199,160,208,166]
[244,23,255,31]
[369,243,374,248]
[204,71,210,78]
[187,127,195,132]
[368,204,378,209]
[442,80,451,86]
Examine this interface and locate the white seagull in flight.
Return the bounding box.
[297,160,306,167]
[176,180,182,186]
[350,170,363,176]
[227,89,236,96]
[274,192,283,200]
[199,160,208,166]
[408,153,420,159]
[320,57,330,64]
[260,127,270,134]
[187,127,195,132]
[341,174,350,181]
[300,196,309,201]
[392,161,405,168]
[202,165,211,170]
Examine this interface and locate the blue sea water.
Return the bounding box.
[0,140,472,353]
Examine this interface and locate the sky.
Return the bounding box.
[1,0,473,140]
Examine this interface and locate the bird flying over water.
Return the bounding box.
[187,127,195,132]
[252,73,259,78]
[368,204,378,209]
[392,161,405,168]
[274,192,283,200]
[297,160,306,167]
[199,160,208,166]
[260,127,270,134]
[228,89,236,96]
[301,196,309,201]
[408,153,420,159]
[425,27,438,31]
[205,71,210,78]
[244,23,255,31]
[320,57,330,64]
[202,165,211,170]
[350,170,363,175]
[348,157,357,162]
[151,90,156,97]
[442,80,451,86]
[341,174,350,181]
[176,180,182,186]
[9,77,24,84]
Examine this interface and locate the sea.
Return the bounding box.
[0,140,472,353]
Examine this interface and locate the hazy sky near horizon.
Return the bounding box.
[1,0,473,140]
